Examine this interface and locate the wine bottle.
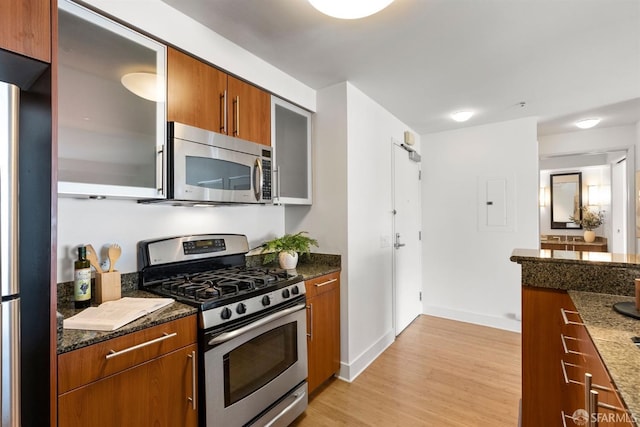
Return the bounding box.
[74,246,92,309]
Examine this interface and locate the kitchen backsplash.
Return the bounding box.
[56,198,286,283]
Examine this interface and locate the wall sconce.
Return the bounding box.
[539,186,547,207]
[588,185,600,206]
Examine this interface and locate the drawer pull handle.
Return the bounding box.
[315,278,338,288]
[597,401,627,412]
[105,332,177,360]
[561,410,572,427]
[187,350,196,410]
[561,308,585,326]
[560,334,585,355]
[560,359,583,385]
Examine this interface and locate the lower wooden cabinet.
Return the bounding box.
[58,315,198,427]
[522,287,633,427]
[305,272,340,394]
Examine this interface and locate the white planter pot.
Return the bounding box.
[584,230,596,243]
[278,251,299,270]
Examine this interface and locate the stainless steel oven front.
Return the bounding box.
[202,300,308,427]
[167,122,272,204]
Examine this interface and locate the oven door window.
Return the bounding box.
[224,321,298,407]
[185,156,251,190]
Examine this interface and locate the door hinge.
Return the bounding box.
[419,231,421,241]
[418,170,422,180]
[419,291,422,301]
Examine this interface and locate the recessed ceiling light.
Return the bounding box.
[575,118,601,129]
[451,111,474,122]
[308,0,394,19]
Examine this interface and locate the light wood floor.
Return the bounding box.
[291,315,521,426]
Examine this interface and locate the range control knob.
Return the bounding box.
[236,303,247,315]
[220,307,232,320]
[282,288,291,299]
[291,285,300,295]
[262,295,271,306]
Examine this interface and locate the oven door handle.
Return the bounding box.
[208,303,306,346]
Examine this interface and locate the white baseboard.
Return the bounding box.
[337,328,395,383]
[422,305,522,333]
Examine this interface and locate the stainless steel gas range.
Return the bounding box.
[138,234,308,427]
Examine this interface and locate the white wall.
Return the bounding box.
[82,0,316,111]
[421,118,539,332]
[284,82,422,381]
[539,125,637,156]
[57,199,284,282]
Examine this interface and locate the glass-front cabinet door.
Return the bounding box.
[57,0,166,199]
[271,96,312,205]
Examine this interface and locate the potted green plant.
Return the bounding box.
[261,231,318,270]
[569,206,604,243]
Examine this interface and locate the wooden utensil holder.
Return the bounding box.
[96,271,121,304]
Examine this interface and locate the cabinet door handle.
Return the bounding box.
[560,334,585,355]
[105,332,177,360]
[589,389,598,427]
[560,308,585,326]
[275,166,282,201]
[156,144,164,195]
[220,90,227,134]
[187,350,196,410]
[315,278,338,288]
[560,359,582,385]
[233,96,240,136]
[306,304,313,340]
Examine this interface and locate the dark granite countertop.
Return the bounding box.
[511,248,640,268]
[568,291,640,422]
[57,290,197,354]
[246,252,341,280]
[57,253,341,354]
[510,249,638,296]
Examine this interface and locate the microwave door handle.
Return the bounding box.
[254,158,263,201]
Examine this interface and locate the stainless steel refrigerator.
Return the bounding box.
[1,81,20,427]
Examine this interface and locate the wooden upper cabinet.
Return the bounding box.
[167,48,271,146]
[0,0,51,63]
[167,47,227,133]
[227,76,271,146]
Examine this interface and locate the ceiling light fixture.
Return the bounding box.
[575,118,601,129]
[450,110,474,122]
[121,72,164,102]
[308,0,394,19]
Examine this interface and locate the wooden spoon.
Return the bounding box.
[108,244,122,272]
[85,244,103,274]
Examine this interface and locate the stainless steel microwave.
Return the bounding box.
[165,122,272,204]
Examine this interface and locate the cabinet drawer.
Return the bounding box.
[58,315,196,393]
[305,272,340,298]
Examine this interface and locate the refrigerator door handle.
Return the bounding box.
[2,298,21,426]
[0,82,20,297]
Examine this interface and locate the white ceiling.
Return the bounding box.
[161,0,640,136]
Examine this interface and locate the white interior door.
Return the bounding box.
[392,143,422,336]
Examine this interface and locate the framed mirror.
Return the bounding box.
[550,172,582,229]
